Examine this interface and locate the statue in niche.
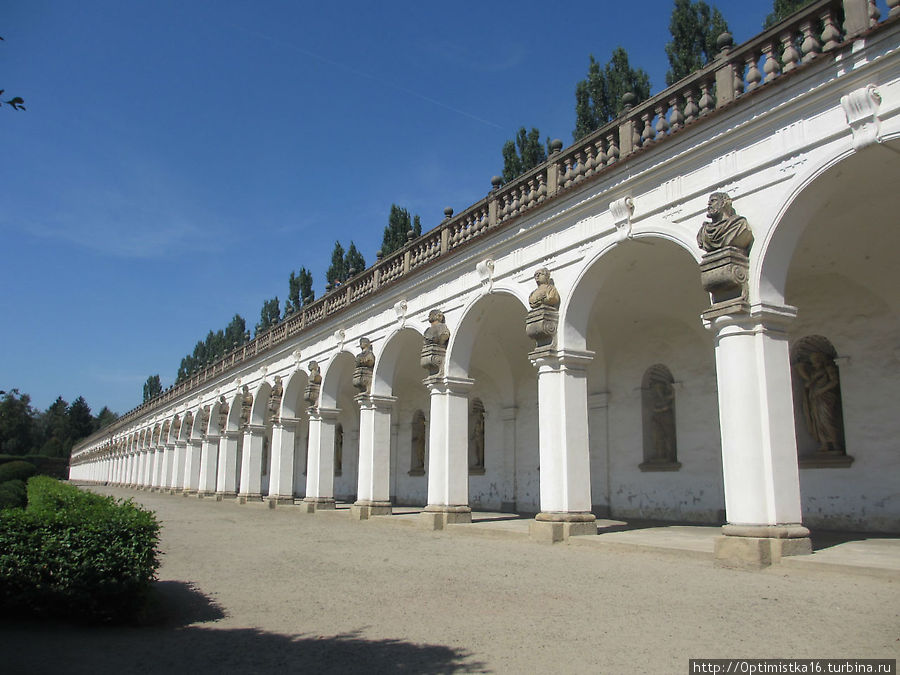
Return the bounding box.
[217,396,228,433]
[696,192,753,255]
[240,385,252,428]
[353,337,375,394]
[305,361,322,408]
[421,310,451,377]
[199,406,210,435]
[268,376,283,422]
[641,365,678,468]
[792,336,845,455]
[528,267,561,309]
[172,416,181,437]
[334,423,343,475]
[469,398,485,473]
[409,410,426,475]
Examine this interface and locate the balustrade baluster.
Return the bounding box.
[800,19,822,62]
[762,41,780,83]
[527,178,537,207]
[745,52,762,92]
[640,111,654,145]
[868,0,880,25]
[606,133,619,165]
[698,80,714,115]
[594,139,607,168]
[820,10,841,50]
[669,95,684,131]
[655,103,669,138]
[781,31,801,73]
[573,151,585,183]
[536,173,547,202]
[583,144,596,178]
[683,88,699,123]
[562,156,574,188]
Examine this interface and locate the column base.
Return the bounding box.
[420,505,472,530]
[530,512,597,543]
[183,490,197,497]
[715,524,812,569]
[301,497,336,513]
[350,501,393,520]
[196,491,216,499]
[215,491,237,501]
[237,493,264,504]
[266,496,295,509]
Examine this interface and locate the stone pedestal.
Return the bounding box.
[715,525,812,569]
[350,500,393,520]
[300,497,336,513]
[699,247,750,320]
[530,514,598,544]
[420,344,447,378]
[419,505,473,530]
[525,307,559,348]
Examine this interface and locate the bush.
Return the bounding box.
[0,477,160,622]
[0,480,26,510]
[0,460,37,483]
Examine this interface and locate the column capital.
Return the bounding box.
[223,429,242,440]
[424,375,474,395]
[529,348,594,370]
[354,393,397,411]
[274,416,301,430]
[311,406,341,422]
[244,423,266,434]
[705,301,797,337]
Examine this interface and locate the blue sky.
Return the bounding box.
[1,1,864,415]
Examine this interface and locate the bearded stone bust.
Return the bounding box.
[697,192,753,256]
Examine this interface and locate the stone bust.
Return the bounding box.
[240,385,252,427]
[697,192,753,255]
[528,268,560,310]
[423,310,450,348]
[356,338,375,369]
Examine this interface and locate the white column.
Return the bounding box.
[423,377,473,527]
[500,406,518,512]
[198,434,219,496]
[352,394,396,518]
[216,431,240,497]
[163,443,176,490]
[303,408,338,511]
[238,425,264,501]
[183,438,202,493]
[268,419,297,503]
[529,350,596,537]
[129,453,140,487]
[709,305,810,562]
[140,451,150,487]
[588,392,611,517]
[151,447,164,490]
[172,441,187,492]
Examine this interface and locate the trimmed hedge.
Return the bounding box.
[0,477,160,622]
[0,480,26,510]
[0,460,37,483]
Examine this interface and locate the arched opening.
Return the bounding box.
[773,141,900,532]
[448,291,534,513]
[566,236,720,522]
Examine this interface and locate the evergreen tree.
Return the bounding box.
[0,389,36,455]
[665,0,730,86]
[764,0,814,28]
[142,375,162,403]
[381,205,422,256]
[573,48,651,140]
[40,396,69,448]
[224,314,248,349]
[255,297,281,336]
[286,267,315,312]
[326,241,346,286]
[66,397,94,449]
[94,406,119,431]
[501,127,548,183]
[344,242,365,277]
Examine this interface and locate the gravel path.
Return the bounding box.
[5,485,898,674]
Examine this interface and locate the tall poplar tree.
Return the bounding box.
[381,205,421,256]
[501,127,549,183]
[764,0,814,28]
[255,297,281,336]
[142,375,162,402]
[344,242,365,276]
[573,48,651,140]
[286,267,314,312]
[326,241,346,286]
[665,0,730,86]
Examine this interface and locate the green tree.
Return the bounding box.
[224,314,248,348]
[326,241,346,286]
[573,48,651,140]
[501,127,548,183]
[381,205,422,256]
[286,267,315,312]
[255,297,281,336]
[66,397,95,450]
[764,0,814,28]
[94,406,119,431]
[1,37,25,111]
[665,0,730,86]
[142,375,162,403]
[38,396,69,452]
[344,242,365,277]
[0,389,36,456]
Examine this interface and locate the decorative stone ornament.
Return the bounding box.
[393,300,408,327]
[841,84,882,150]
[476,259,495,294]
[421,309,450,379]
[198,405,211,436]
[216,396,228,433]
[240,385,252,428]
[352,338,375,394]
[304,361,322,408]
[525,267,560,350]
[610,196,635,241]
[268,375,283,423]
[698,192,753,319]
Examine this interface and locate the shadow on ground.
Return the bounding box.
[2,581,486,675]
